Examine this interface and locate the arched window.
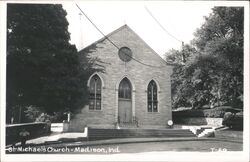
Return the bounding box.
[119,78,131,99]
[89,74,102,110]
[147,80,158,112]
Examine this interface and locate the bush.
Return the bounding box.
[202,108,225,118]
[222,112,234,124]
[173,106,242,118]
[6,122,51,145]
[222,112,243,130]
[35,112,67,123]
[173,109,204,118]
[24,106,67,123]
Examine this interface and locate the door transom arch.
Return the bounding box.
[115,76,135,124]
[118,77,132,123]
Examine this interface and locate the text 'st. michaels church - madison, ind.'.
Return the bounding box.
[70,25,173,130]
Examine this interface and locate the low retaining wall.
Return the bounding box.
[174,117,223,126]
[6,122,51,145]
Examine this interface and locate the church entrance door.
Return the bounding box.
[118,78,132,123]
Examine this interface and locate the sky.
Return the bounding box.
[62,1,215,58]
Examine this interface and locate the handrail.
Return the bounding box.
[116,116,139,127]
[6,122,47,127]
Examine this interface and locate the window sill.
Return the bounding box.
[88,109,103,112]
[119,98,132,101]
[147,111,160,113]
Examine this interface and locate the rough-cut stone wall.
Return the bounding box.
[70,25,173,131]
[174,117,223,126]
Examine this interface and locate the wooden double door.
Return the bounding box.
[118,78,132,123]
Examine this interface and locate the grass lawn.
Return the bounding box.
[214,129,243,143]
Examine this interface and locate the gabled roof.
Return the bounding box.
[78,25,128,53]
[79,24,173,66]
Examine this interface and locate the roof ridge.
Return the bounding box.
[124,26,169,66]
[79,24,172,66]
[78,24,128,53]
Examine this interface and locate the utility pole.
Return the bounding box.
[19,106,22,123]
[78,12,84,50]
[181,41,186,64]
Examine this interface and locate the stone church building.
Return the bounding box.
[70,25,173,130]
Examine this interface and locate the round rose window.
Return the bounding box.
[118,47,132,62]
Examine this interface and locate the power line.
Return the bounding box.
[75,4,166,68]
[144,6,189,64]
[144,6,183,43]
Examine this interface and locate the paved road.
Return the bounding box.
[65,140,242,154]
[6,139,242,154]
[103,140,242,153]
[6,129,243,154]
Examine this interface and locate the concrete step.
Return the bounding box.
[51,123,63,133]
[118,123,138,128]
[88,128,196,140]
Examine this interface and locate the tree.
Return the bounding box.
[169,7,243,109]
[165,44,197,65]
[192,7,243,108]
[6,4,83,123]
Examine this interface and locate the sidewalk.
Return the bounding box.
[42,136,211,148]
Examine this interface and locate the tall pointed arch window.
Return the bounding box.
[89,74,102,110]
[147,80,158,112]
[119,78,131,99]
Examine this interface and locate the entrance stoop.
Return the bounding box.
[87,128,196,140]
